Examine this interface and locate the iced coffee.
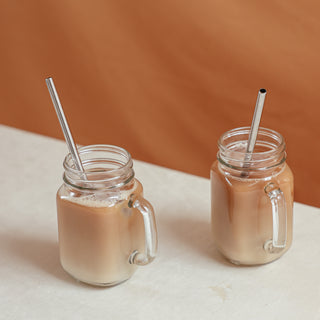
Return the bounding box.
[210,127,294,265]
[56,145,158,286]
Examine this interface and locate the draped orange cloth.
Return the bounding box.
[1,1,320,206]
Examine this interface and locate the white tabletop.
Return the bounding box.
[1,124,320,319]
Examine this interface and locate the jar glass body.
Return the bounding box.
[210,127,294,265]
[56,145,157,286]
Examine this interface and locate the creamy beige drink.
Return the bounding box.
[211,162,293,265]
[57,180,145,285]
[210,127,294,265]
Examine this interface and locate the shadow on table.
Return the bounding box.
[160,213,233,267]
[0,233,96,288]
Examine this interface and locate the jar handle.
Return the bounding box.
[128,195,158,266]
[264,182,287,251]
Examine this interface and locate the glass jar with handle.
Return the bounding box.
[210,127,294,265]
[56,144,158,286]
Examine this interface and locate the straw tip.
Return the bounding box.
[259,88,267,94]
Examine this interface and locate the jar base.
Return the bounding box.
[77,278,130,287]
[61,265,132,287]
[215,240,291,266]
[223,252,285,266]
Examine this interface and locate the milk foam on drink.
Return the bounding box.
[56,180,145,285]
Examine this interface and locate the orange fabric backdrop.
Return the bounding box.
[1,1,320,207]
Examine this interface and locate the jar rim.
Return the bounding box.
[217,127,286,171]
[218,126,285,156]
[63,144,134,189]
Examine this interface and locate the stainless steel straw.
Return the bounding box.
[45,77,87,178]
[242,88,267,175]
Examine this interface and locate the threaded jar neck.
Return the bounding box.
[63,144,135,191]
[217,127,286,172]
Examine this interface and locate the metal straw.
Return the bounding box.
[242,88,267,175]
[45,77,87,179]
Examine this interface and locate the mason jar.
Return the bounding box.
[56,145,158,286]
[210,127,294,265]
